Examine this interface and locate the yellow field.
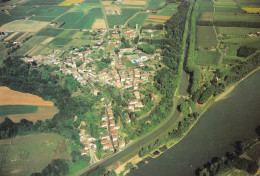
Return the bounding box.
[41,37,54,45]
[0,20,49,32]
[91,18,106,29]
[4,32,18,41]
[105,5,120,11]
[201,12,212,21]
[242,7,260,13]
[121,0,146,6]
[147,15,171,20]
[102,1,112,5]
[0,86,54,106]
[59,0,83,6]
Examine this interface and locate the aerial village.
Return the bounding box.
[21,24,162,162]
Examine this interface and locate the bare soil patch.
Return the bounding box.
[121,0,146,6]
[102,1,112,5]
[4,32,18,41]
[0,86,54,106]
[41,37,54,45]
[91,18,106,29]
[0,20,49,32]
[147,15,171,20]
[201,12,213,21]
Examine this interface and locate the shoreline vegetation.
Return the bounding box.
[117,66,260,176]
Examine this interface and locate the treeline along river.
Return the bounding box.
[129,70,260,176]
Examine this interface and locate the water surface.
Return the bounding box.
[129,70,260,176]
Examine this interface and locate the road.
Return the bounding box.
[77,1,194,175]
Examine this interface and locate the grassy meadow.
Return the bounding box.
[0,133,69,176]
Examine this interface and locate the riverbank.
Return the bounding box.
[119,67,260,175]
[215,67,260,102]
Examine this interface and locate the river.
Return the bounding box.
[128,70,260,176]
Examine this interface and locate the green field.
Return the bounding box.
[148,0,166,10]
[36,28,64,37]
[56,30,76,38]
[71,3,99,13]
[0,133,69,176]
[158,3,179,16]
[57,8,103,29]
[196,26,218,48]
[195,50,221,66]
[73,8,103,29]
[57,12,84,29]
[30,16,56,21]
[23,0,64,6]
[127,13,148,28]
[237,0,260,7]
[0,105,38,116]
[107,8,140,28]
[49,37,72,47]
[216,27,260,35]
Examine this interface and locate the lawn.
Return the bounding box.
[127,13,148,28]
[0,105,38,116]
[195,49,221,66]
[0,133,69,176]
[196,26,218,48]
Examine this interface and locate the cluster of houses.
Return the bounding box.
[79,102,126,156]
[20,26,162,161]
[79,128,97,156]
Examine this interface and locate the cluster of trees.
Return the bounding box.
[0,118,54,139]
[197,138,259,176]
[141,24,164,30]
[137,43,156,54]
[121,1,191,141]
[86,166,106,176]
[120,36,131,48]
[0,56,102,173]
[237,45,257,57]
[30,159,69,176]
[139,112,199,157]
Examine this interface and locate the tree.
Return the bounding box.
[237,46,257,57]
[76,60,83,67]
[133,35,139,44]
[180,101,190,114]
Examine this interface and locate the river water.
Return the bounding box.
[129,70,260,176]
